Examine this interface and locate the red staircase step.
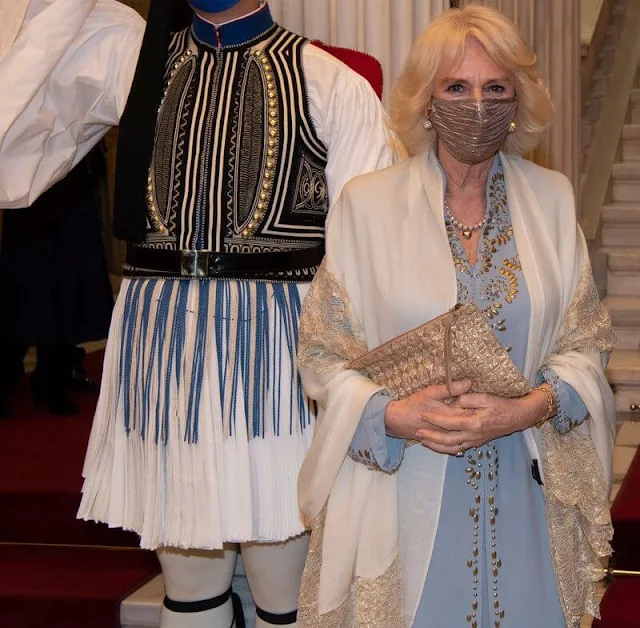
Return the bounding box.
[0,492,139,547]
[611,447,640,570]
[0,351,138,547]
[0,545,160,628]
[593,579,640,628]
[598,445,640,624]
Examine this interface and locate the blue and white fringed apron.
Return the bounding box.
[78,277,315,550]
[78,11,334,550]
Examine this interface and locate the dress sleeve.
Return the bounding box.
[536,366,589,434]
[0,0,145,209]
[302,44,401,207]
[349,392,404,472]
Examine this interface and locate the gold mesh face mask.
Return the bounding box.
[429,98,518,165]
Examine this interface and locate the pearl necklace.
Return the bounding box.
[444,197,486,239]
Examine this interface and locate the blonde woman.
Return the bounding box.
[295,6,615,628]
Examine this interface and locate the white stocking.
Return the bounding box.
[157,546,238,628]
[241,534,310,627]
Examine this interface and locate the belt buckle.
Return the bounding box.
[181,250,209,277]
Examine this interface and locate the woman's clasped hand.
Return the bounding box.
[385,380,549,454]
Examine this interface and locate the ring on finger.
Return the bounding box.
[454,445,466,458]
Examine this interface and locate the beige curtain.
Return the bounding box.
[459,0,581,195]
[268,0,449,103]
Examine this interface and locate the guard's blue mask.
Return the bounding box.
[189,0,243,12]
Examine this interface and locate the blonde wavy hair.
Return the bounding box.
[389,5,555,157]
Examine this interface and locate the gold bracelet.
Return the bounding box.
[535,384,556,429]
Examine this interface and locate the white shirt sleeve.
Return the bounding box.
[0,0,145,209]
[302,43,401,209]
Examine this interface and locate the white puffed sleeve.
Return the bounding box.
[302,43,401,208]
[0,0,145,209]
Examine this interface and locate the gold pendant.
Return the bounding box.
[462,229,473,239]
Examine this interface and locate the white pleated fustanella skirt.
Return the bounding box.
[77,277,315,550]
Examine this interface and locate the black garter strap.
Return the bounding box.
[232,592,246,628]
[163,587,231,613]
[256,606,298,625]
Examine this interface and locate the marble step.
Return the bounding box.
[604,295,640,326]
[606,247,640,296]
[606,348,640,415]
[602,202,640,246]
[584,96,602,124]
[607,270,640,296]
[612,327,640,351]
[120,575,163,628]
[591,69,610,103]
[606,247,640,272]
[603,293,640,350]
[632,89,640,125]
[612,162,640,203]
[582,122,593,150]
[623,124,640,161]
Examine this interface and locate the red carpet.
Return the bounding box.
[0,546,159,628]
[0,350,160,628]
[0,351,139,546]
[593,579,640,628]
[593,446,640,627]
[610,446,640,570]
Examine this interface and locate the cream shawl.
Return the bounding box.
[0,0,30,62]
[296,149,616,628]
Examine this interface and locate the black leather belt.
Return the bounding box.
[124,244,325,280]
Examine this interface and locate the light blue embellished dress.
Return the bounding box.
[350,157,586,628]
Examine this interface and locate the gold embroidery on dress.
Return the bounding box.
[482,256,521,320]
[486,444,505,628]
[464,449,481,628]
[464,445,504,627]
[348,448,380,471]
[501,257,520,304]
[448,167,520,340]
[449,169,512,277]
[450,163,514,625]
[481,256,521,357]
[487,171,512,248]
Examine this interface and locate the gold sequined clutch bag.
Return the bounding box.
[347,303,530,400]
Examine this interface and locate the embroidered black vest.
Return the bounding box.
[143,23,329,269]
